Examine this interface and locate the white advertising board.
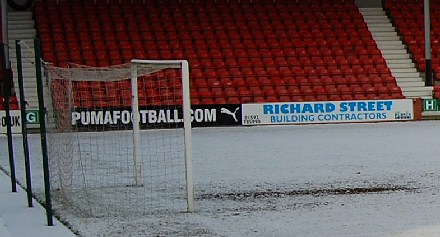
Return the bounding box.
[0,110,22,133]
[242,100,414,126]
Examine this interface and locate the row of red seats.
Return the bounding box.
[38,11,365,24]
[38,22,369,36]
[38,2,360,15]
[45,47,384,63]
[36,0,357,11]
[41,13,363,26]
[42,36,374,51]
[63,88,403,108]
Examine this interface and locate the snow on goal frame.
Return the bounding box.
[43,59,194,217]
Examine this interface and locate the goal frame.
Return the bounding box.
[131,59,194,212]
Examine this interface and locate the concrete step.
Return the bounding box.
[399,81,426,87]
[364,19,391,24]
[371,31,398,37]
[381,49,409,55]
[362,13,387,17]
[402,87,433,98]
[8,14,32,21]
[8,39,35,46]
[395,77,423,82]
[387,62,416,68]
[392,72,423,78]
[391,68,418,73]
[368,26,396,32]
[8,43,34,48]
[14,81,38,88]
[15,75,37,81]
[13,89,38,95]
[8,27,36,34]
[379,44,406,50]
[8,21,35,30]
[10,62,36,68]
[401,86,433,91]
[8,34,36,39]
[13,86,37,92]
[15,90,39,96]
[382,54,411,60]
[10,65,35,70]
[8,12,32,16]
[362,14,389,21]
[8,44,35,50]
[359,8,385,12]
[376,40,405,46]
[373,36,401,41]
[10,63,35,70]
[15,91,44,97]
[10,75,37,82]
[9,51,35,58]
[385,58,413,64]
[11,66,33,72]
[360,9,386,14]
[368,24,394,30]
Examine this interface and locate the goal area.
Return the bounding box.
[43,59,194,218]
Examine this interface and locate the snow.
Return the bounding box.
[0,171,76,237]
[1,121,440,236]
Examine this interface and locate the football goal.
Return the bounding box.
[43,59,194,217]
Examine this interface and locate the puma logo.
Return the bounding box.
[220,107,240,122]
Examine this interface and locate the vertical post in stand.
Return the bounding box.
[16,40,33,207]
[34,39,53,226]
[1,43,17,193]
[1,0,9,63]
[425,0,433,86]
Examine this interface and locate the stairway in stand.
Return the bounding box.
[359,7,433,99]
[7,10,53,129]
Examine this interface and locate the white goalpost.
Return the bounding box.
[130,59,194,211]
[43,59,194,217]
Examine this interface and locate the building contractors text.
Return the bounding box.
[242,99,414,125]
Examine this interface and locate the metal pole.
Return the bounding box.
[425,0,433,86]
[16,40,33,207]
[1,44,16,193]
[34,39,53,226]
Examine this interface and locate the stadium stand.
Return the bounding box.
[32,0,405,106]
[384,0,439,80]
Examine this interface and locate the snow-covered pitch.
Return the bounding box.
[1,121,440,237]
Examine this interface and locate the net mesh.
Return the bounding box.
[44,62,184,131]
[43,61,190,218]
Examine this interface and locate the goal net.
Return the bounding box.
[43,59,194,218]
